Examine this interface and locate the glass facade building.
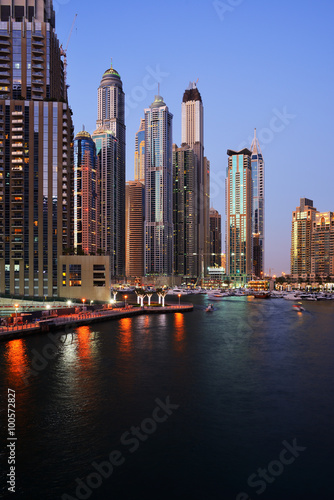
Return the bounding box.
[73,130,99,256]
[93,62,125,277]
[173,144,198,278]
[181,82,210,276]
[144,95,173,276]
[0,0,73,298]
[209,208,222,267]
[134,118,145,183]
[226,149,253,284]
[250,129,265,278]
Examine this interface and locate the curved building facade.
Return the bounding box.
[93,62,125,277]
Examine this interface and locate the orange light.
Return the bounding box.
[82,298,86,303]
[124,295,128,299]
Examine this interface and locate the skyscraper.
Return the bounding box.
[209,208,222,267]
[311,212,334,278]
[73,130,99,256]
[0,0,73,298]
[250,128,265,278]
[144,94,173,276]
[226,149,253,284]
[173,144,198,278]
[291,198,317,277]
[134,118,145,183]
[93,61,125,277]
[181,81,209,276]
[125,181,144,278]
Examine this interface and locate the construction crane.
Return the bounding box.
[60,13,77,88]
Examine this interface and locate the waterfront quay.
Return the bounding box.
[0,303,193,342]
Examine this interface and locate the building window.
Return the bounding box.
[69,264,81,287]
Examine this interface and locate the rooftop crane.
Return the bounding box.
[60,13,77,89]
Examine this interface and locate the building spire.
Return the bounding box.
[250,127,262,155]
[110,57,113,69]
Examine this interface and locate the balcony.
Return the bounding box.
[32,56,44,63]
[32,33,44,40]
[32,47,44,54]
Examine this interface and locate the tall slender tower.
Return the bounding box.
[173,144,198,278]
[93,61,125,277]
[250,128,265,278]
[0,0,73,298]
[125,180,144,278]
[226,149,253,285]
[73,130,99,256]
[144,94,173,276]
[134,118,145,183]
[210,208,222,267]
[181,81,209,276]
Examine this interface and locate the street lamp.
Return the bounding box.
[124,295,128,308]
[178,294,181,307]
[14,303,19,323]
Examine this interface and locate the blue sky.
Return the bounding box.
[56,0,334,275]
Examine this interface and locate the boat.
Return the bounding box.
[205,304,214,312]
[253,292,271,299]
[292,303,305,312]
[166,287,192,296]
[283,293,301,301]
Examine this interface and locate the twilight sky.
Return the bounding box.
[55,0,334,275]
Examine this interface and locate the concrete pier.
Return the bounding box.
[0,304,193,342]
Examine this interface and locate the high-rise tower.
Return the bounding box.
[311,212,334,278]
[125,180,144,278]
[291,198,317,277]
[0,0,73,298]
[73,130,99,256]
[134,118,145,183]
[210,208,222,267]
[144,95,173,276]
[181,81,209,276]
[250,128,265,278]
[226,149,253,285]
[173,144,198,278]
[93,61,125,277]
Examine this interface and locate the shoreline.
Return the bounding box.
[0,303,193,342]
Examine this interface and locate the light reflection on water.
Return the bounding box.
[0,297,334,499]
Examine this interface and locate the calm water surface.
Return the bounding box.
[1,295,334,499]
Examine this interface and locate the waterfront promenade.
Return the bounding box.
[0,303,193,342]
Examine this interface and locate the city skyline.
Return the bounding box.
[55,0,334,276]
